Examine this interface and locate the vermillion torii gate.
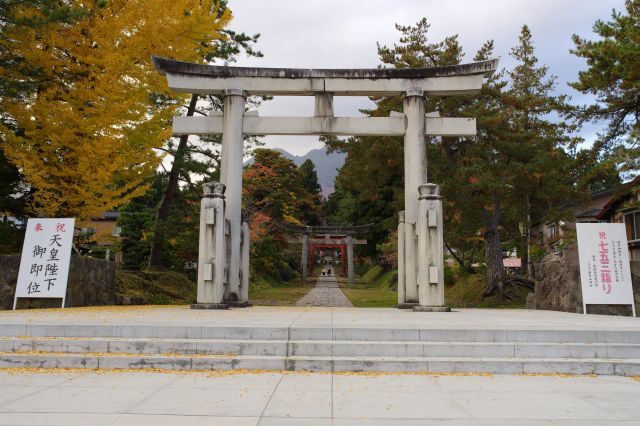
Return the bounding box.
[153,56,497,310]
[280,222,372,287]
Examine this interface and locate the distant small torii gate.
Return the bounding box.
[280,222,371,286]
[153,56,497,310]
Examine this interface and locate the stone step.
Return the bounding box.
[0,337,286,357]
[290,340,640,359]
[2,337,640,359]
[1,351,640,376]
[3,323,640,343]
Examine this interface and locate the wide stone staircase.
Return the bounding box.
[2,322,640,375]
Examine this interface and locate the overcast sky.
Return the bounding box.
[225,0,624,156]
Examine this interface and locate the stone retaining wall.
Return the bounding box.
[0,255,116,310]
[533,246,640,315]
[532,247,582,313]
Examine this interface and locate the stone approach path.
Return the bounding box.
[1,370,640,425]
[296,273,353,307]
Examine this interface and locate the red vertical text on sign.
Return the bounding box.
[599,231,611,294]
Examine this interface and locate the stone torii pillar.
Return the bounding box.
[220,89,246,304]
[397,211,405,307]
[193,182,228,309]
[414,183,449,311]
[346,235,355,287]
[240,215,250,303]
[402,89,426,305]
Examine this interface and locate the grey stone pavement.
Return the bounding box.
[1,370,640,425]
[2,305,640,331]
[296,274,353,307]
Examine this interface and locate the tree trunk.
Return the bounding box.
[445,240,474,274]
[483,195,506,296]
[148,94,198,269]
[521,191,530,278]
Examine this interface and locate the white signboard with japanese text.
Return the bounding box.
[576,223,635,315]
[14,218,75,309]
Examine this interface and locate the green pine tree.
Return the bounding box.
[570,0,640,176]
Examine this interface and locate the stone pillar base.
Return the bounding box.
[190,303,229,310]
[396,302,419,309]
[226,301,253,308]
[412,306,451,312]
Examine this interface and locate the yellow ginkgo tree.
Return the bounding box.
[0,0,231,219]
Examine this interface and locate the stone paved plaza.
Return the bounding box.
[296,275,353,307]
[2,306,640,422]
[2,305,639,331]
[2,306,640,375]
[1,370,640,425]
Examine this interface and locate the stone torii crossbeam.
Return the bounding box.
[153,57,497,310]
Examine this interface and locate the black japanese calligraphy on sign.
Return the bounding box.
[27,282,40,294]
[44,278,56,291]
[32,245,46,258]
[49,234,62,247]
[45,263,58,276]
[47,248,59,261]
[30,264,43,277]
[14,218,75,308]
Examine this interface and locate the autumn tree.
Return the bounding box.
[147,27,263,268]
[243,149,321,280]
[0,1,90,226]
[0,0,89,103]
[0,0,231,219]
[244,149,320,225]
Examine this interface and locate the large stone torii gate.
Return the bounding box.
[153,56,497,310]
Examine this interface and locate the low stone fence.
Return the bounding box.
[532,246,640,315]
[0,255,116,310]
